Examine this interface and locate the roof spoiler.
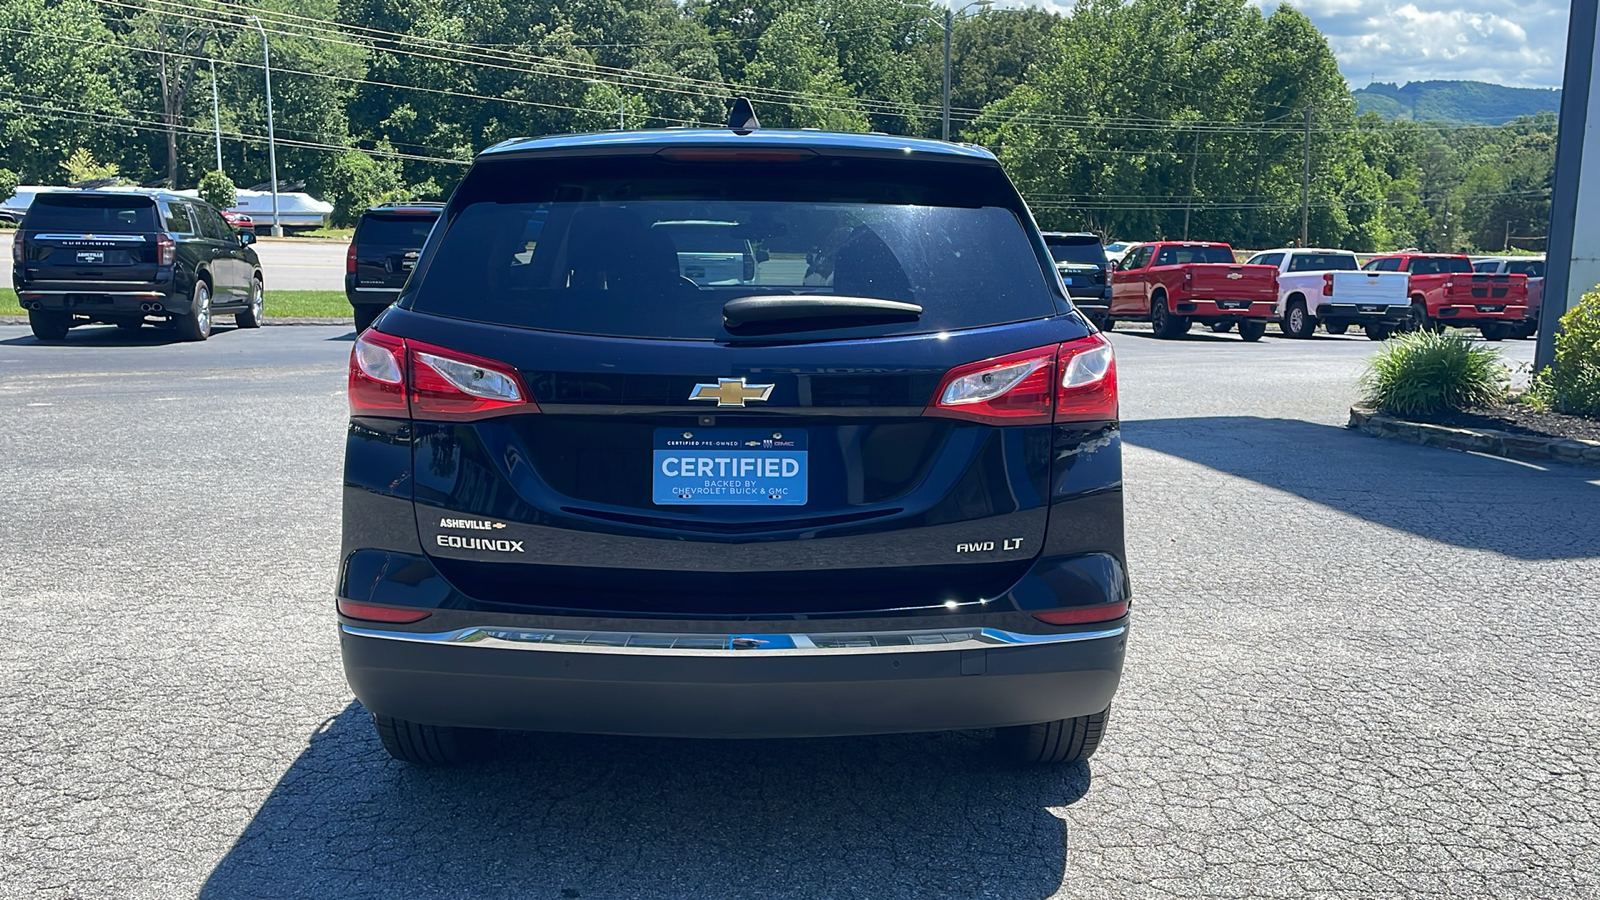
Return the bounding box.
[727,97,760,135]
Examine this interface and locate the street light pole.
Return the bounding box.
[941,0,992,142]
[247,16,282,237]
[210,59,223,175]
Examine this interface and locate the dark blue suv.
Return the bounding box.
[338,116,1129,765]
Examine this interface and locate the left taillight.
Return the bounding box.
[156,233,176,266]
[348,330,536,420]
[10,233,22,264]
[925,333,1117,426]
[1322,273,1334,296]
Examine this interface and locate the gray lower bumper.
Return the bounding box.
[340,621,1128,738]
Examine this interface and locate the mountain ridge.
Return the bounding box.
[1353,80,1561,124]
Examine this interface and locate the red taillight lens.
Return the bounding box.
[926,345,1058,425]
[156,234,176,266]
[346,242,356,274]
[925,334,1117,426]
[1032,601,1128,625]
[348,331,537,420]
[11,234,22,264]
[407,339,533,420]
[1322,273,1334,296]
[349,329,408,416]
[1054,333,1118,423]
[337,599,432,623]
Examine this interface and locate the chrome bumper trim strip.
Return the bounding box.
[340,622,1126,657]
[18,290,165,298]
[351,286,403,293]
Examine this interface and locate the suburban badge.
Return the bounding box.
[689,378,775,408]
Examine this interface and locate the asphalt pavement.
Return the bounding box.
[0,233,348,292]
[0,324,1593,900]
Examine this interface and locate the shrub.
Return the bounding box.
[321,150,406,227]
[1359,329,1508,416]
[0,168,18,205]
[198,170,236,211]
[1525,287,1600,418]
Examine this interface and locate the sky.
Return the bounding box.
[1262,0,1572,89]
[1016,0,1573,89]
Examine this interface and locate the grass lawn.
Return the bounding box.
[1,288,351,319]
[282,226,354,240]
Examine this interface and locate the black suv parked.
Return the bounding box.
[1043,232,1111,329]
[346,202,444,332]
[12,190,263,341]
[339,113,1129,766]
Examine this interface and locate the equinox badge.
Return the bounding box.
[689,378,775,408]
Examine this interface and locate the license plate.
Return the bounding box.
[653,428,807,506]
[77,251,104,264]
[1217,300,1248,310]
[1477,305,1502,313]
[1359,305,1382,313]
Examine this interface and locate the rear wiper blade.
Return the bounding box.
[722,295,922,328]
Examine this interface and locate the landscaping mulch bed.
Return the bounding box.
[1412,405,1600,443]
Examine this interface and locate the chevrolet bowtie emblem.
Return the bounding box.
[689,378,774,408]
[1226,272,1243,279]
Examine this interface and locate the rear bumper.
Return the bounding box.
[345,275,404,307]
[15,281,185,314]
[341,620,1126,738]
[1315,303,1411,323]
[1173,299,1275,318]
[1435,304,1528,321]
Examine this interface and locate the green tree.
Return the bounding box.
[61,148,119,184]
[198,169,237,210]
[323,148,405,225]
[0,0,125,184]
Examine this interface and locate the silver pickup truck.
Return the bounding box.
[1247,248,1412,340]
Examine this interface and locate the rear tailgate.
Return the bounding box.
[352,213,437,290]
[1183,263,1277,299]
[385,151,1091,618]
[16,194,163,288]
[1330,271,1408,305]
[1445,273,1528,305]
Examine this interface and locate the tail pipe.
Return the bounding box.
[139,302,165,313]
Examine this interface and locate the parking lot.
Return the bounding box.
[1,324,1594,899]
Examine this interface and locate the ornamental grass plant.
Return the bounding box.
[1525,288,1600,419]
[1359,329,1507,417]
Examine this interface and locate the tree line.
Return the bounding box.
[0,0,1555,251]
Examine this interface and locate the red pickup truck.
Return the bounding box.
[1362,253,1529,340]
[1109,242,1279,340]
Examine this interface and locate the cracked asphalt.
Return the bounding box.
[1,323,1595,899]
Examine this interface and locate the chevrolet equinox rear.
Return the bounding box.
[339,119,1130,765]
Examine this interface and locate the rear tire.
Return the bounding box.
[1283,300,1316,338]
[1209,321,1234,333]
[28,310,70,342]
[176,280,212,342]
[1151,295,1190,339]
[1365,323,1392,341]
[1511,320,1537,339]
[998,706,1110,764]
[1479,322,1509,341]
[236,278,264,328]
[1411,300,1440,334]
[1324,321,1349,335]
[373,714,481,765]
[1237,319,1267,342]
[353,305,381,333]
[1090,313,1115,333]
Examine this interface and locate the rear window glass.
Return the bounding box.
[1045,236,1105,266]
[1507,260,1544,277]
[1287,253,1358,272]
[1408,257,1472,275]
[26,194,157,232]
[356,213,439,246]
[408,156,1061,340]
[1156,246,1235,265]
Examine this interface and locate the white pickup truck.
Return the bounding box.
[1246,248,1411,340]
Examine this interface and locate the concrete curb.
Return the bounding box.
[0,315,350,326]
[1348,405,1600,467]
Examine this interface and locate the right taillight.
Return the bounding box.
[348,330,537,420]
[156,233,176,266]
[1054,332,1118,422]
[925,333,1117,426]
[346,242,357,274]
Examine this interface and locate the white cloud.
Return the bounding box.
[1016,0,1571,88]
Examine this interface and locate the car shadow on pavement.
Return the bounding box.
[0,324,244,347]
[1122,416,1600,560]
[199,703,1088,900]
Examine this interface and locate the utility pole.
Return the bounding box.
[1504,219,1512,252]
[1183,129,1200,240]
[210,59,223,176]
[942,7,953,141]
[620,89,625,130]
[941,1,992,142]
[1300,105,1312,248]
[247,16,282,237]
